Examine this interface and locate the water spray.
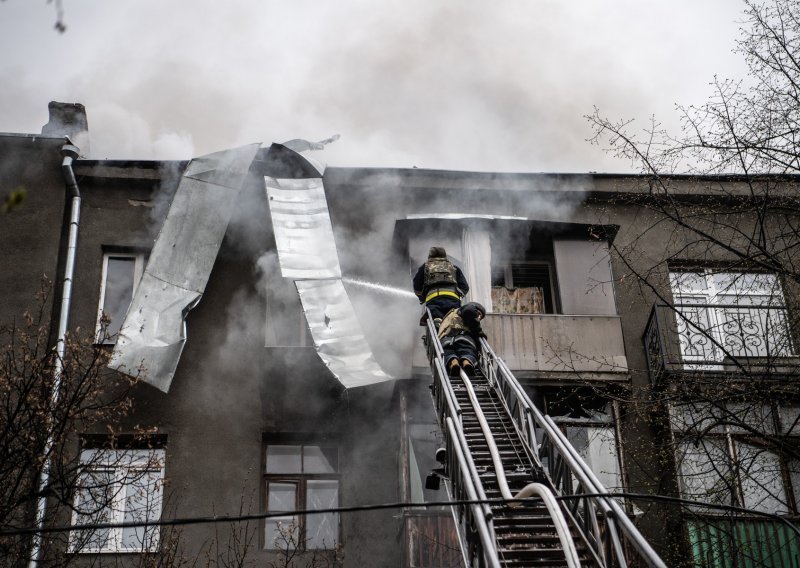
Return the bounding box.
[342,277,417,299]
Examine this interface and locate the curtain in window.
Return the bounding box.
[491,287,545,314]
[462,227,492,308]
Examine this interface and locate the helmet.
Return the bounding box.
[428,246,447,259]
[460,302,486,322]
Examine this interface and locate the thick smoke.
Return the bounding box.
[0,0,745,172]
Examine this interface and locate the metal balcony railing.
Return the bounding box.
[644,303,799,379]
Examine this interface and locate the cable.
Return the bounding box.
[2,492,798,538]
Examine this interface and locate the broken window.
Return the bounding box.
[69,448,165,553]
[263,442,340,550]
[534,387,624,495]
[96,252,145,344]
[491,261,554,314]
[490,225,557,315]
[489,226,617,316]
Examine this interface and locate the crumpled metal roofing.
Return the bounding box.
[110,144,261,392]
[296,280,392,388]
[265,145,392,388]
[266,177,341,280]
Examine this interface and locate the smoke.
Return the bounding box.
[89,103,194,160]
[0,0,746,172]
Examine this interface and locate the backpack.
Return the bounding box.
[424,258,457,289]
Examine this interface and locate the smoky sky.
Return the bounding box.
[0,0,746,172]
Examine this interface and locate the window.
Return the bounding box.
[669,270,793,367]
[263,443,340,550]
[96,252,145,343]
[534,387,624,495]
[491,261,555,314]
[69,448,165,553]
[672,401,800,514]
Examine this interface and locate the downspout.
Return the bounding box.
[28,141,82,568]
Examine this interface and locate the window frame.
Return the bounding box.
[671,400,800,515]
[669,269,794,368]
[490,259,557,314]
[96,251,146,344]
[69,447,165,554]
[550,406,625,496]
[531,388,627,504]
[262,441,341,551]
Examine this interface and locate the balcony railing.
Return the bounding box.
[481,313,628,379]
[644,303,800,380]
[412,312,629,380]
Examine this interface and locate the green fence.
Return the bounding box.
[687,518,800,568]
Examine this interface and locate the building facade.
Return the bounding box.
[2,102,799,567]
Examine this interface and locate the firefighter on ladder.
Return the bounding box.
[412,246,469,328]
[438,302,487,376]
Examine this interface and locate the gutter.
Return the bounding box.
[28,140,81,568]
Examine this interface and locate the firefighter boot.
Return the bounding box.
[461,359,476,376]
[448,359,460,377]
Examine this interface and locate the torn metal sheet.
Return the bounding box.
[110,144,260,392]
[296,280,392,388]
[265,177,342,280]
[265,145,392,388]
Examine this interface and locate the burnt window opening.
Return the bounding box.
[262,440,340,551]
[491,261,556,314]
[491,226,558,314]
[531,387,623,494]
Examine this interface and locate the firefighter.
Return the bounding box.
[412,246,469,327]
[438,302,487,376]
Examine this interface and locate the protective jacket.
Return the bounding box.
[437,302,487,359]
[424,257,458,289]
[413,258,469,304]
[437,308,471,339]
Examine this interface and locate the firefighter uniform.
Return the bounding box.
[412,247,470,323]
[438,302,487,376]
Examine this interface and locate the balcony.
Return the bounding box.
[644,303,800,382]
[413,313,628,381]
[486,313,630,381]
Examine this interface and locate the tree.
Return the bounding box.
[0,279,149,565]
[587,0,800,565]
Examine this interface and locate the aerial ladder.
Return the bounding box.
[424,313,667,568]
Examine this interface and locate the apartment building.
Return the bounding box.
[1,102,799,567]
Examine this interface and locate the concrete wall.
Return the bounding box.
[0,135,67,332]
[6,128,797,566]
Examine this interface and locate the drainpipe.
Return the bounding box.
[28,140,82,568]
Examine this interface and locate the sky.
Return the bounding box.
[0,0,748,173]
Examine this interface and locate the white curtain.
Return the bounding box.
[462,228,492,309]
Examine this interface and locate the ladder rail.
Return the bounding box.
[543,416,665,568]
[446,417,501,568]
[458,369,581,567]
[428,315,501,567]
[480,338,668,568]
[426,312,583,567]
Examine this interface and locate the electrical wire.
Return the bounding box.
[2,492,798,538]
